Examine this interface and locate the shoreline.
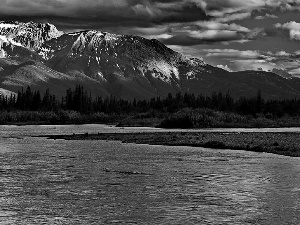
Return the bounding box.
[41,131,300,157]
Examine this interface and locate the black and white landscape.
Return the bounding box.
[1,1,300,224]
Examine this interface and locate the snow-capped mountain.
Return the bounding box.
[0,21,63,50]
[36,30,207,98]
[1,21,300,99]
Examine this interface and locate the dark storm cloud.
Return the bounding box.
[0,1,293,38]
[0,0,261,46]
[1,0,298,40]
[0,0,208,30]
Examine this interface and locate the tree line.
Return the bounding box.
[1,85,300,118]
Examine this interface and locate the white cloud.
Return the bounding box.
[217,64,233,72]
[275,51,291,56]
[231,59,275,71]
[216,12,252,22]
[203,0,265,16]
[204,49,260,58]
[275,21,300,30]
[132,26,168,35]
[255,13,279,20]
[266,13,279,18]
[144,33,173,40]
[289,67,300,75]
[131,26,173,40]
[275,21,300,40]
[255,16,264,20]
[193,21,250,32]
[290,30,300,40]
[189,30,240,42]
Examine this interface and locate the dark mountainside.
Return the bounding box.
[1,21,300,99]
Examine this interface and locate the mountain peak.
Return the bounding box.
[0,21,63,50]
[35,28,209,96]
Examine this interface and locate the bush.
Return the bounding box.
[159,113,194,128]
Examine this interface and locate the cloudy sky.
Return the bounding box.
[1,0,300,76]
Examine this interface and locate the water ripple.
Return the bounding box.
[0,125,300,224]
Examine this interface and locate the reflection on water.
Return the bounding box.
[0,125,300,224]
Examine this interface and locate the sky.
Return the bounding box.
[1,0,300,76]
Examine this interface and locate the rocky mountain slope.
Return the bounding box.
[0,21,63,50]
[37,30,207,98]
[1,21,300,100]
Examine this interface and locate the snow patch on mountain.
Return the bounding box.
[0,88,16,98]
[0,23,18,29]
[143,59,180,83]
[0,35,9,43]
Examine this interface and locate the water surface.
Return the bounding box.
[0,125,300,224]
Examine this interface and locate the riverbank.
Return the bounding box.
[2,108,300,128]
[43,131,300,157]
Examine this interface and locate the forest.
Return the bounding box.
[1,85,300,128]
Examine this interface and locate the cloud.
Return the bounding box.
[115,20,252,44]
[275,21,300,31]
[275,50,291,56]
[289,68,300,76]
[215,12,252,23]
[159,21,253,45]
[204,49,260,58]
[232,59,275,71]
[193,21,250,32]
[162,30,246,45]
[189,30,240,41]
[0,0,208,25]
[203,0,300,17]
[0,0,299,31]
[203,0,265,16]
[200,48,300,76]
[275,21,300,40]
[0,0,295,48]
[202,49,276,72]
[254,13,279,20]
[217,64,233,72]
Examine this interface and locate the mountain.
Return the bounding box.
[0,21,63,50]
[38,30,207,99]
[1,21,300,100]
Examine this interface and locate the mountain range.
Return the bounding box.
[1,21,300,100]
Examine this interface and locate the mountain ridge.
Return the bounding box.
[1,21,300,100]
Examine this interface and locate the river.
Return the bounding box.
[0,124,300,224]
